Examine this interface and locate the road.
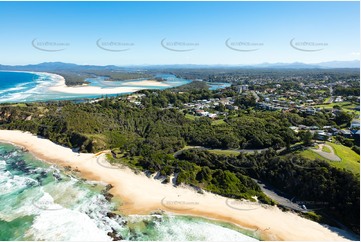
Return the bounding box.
[326,86,334,104]
[174,146,285,157]
[253,179,306,212]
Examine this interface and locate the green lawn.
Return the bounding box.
[326,142,360,174]
[314,101,357,111]
[314,101,359,117]
[299,149,330,162]
[322,146,331,153]
[298,144,360,175]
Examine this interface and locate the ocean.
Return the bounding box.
[0,72,194,103]
[0,71,232,104]
[0,142,259,241]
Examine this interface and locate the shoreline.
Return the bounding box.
[0,70,170,95]
[44,72,169,95]
[0,130,355,241]
[46,73,142,95]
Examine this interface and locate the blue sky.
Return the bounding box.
[0,1,359,65]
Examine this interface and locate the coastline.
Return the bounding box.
[0,70,170,96]
[46,72,169,95]
[0,130,354,241]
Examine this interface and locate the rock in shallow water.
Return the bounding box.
[107,228,123,241]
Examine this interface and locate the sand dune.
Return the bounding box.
[0,130,355,241]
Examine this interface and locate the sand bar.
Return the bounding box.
[45,73,143,95]
[0,71,169,97]
[43,72,168,94]
[0,130,355,241]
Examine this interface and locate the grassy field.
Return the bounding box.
[298,143,360,175]
[322,145,331,153]
[314,101,360,118]
[314,101,359,113]
[299,149,330,162]
[326,142,360,174]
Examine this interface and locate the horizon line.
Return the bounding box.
[0,59,360,67]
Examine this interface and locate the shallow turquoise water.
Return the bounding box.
[0,72,232,104]
[0,72,193,103]
[0,143,259,241]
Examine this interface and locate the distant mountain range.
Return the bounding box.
[0,60,359,71]
[0,62,122,72]
[141,60,360,69]
[249,60,360,69]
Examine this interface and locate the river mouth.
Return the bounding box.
[0,72,193,103]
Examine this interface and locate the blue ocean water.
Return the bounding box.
[0,143,259,241]
[0,72,40,102]
[0,72,193,103]
[0,71,62,103]
[0,71,230,104]
[0,72,39,90]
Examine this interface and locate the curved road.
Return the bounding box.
[174,146,285,157]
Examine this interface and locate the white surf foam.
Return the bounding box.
[126,214,258,241]
[26,208,112,241]
[154,216,258,241]
[0,72,59,102]
[0,170,38,196]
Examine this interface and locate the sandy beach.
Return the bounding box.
[0,130,355,241]
[46,72,167,95]
[47,73,142,95]
[0,71,175,103]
